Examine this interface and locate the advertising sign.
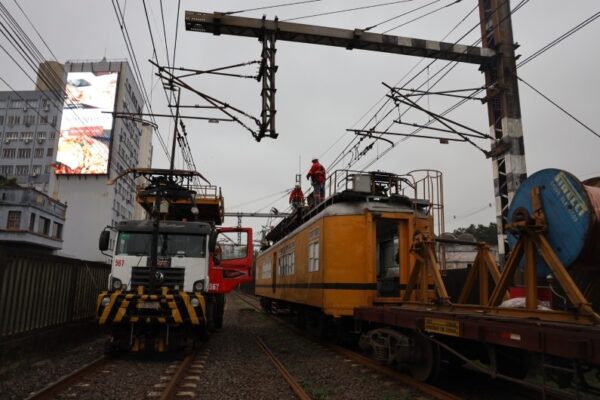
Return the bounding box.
[55,71,119,174]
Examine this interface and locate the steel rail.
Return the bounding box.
[255,336,312,400]
[25,356,110,400]
[159,351,198,400]
[235,293,458,400]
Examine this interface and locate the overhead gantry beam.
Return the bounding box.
[185,12,496,65]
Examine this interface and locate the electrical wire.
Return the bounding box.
[283,0,418,22]
[110,0,170,159]
[382,0,463,34]
[227,0,323,16]
[517,9,600,69]
[516,75,600,140]
[364,0,440,31]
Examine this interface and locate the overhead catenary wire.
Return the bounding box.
[364,0,440,31]
[110,0,171,159]
[382,0,463,33]
[227,0,323,16]
[283,0,419,22]
[338,0,530,172]
[516,75,600,140]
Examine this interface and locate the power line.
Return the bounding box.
[516,75,600,140]
[364,0,440,31]
[283,0,418,22]
[228,0,323,16]
[110,0,170,159]
[517,9,600,69]
[382,0,463,34]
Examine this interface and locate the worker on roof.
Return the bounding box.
[289,184,305,210]
[306,158,326,204]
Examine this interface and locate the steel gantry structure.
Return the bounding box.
[185,0,526,261]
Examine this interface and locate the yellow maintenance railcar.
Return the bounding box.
[255,170,442,333]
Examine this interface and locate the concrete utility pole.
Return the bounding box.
[186,0,524,260]
[478,0,527,261]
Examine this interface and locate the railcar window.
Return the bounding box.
[115,232,207,258]
[308,241,319,272]
[261,259,272,279]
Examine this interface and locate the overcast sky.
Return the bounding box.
[2,0,599,238]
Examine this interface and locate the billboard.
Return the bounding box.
[55,71,119,174]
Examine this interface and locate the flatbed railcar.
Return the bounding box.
[256,168,600,397]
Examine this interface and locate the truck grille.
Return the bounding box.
[131,267,185,289]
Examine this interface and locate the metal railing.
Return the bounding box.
[0,246,110,340]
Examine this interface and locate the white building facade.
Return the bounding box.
[56,60,149,262]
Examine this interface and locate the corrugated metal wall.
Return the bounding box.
[0,245,110,340]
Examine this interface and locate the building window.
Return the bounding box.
[26,99,38,109]
[51,115,57,127]
[39,115,48,124]
[23,115,35,126]
[2,148,16,158]
[32,165,42,176]
[6,211,21,230]
[38,216,50,235]
[10,100,23,108]
[0,165,14,175]
[6,132,19,141]
[15,165,29,176]
[7,115,21,125]
[46,148,53,157]
[308,241,320,272]
[49,131,56,139]
[44,165,50,174]
[37,131,46,140]
[29,213,36,231]
[0,100,6,108]
[20,132,33,142]
[0,116,4,125]
[52,222,63,239]
[34,148,44,158]
[18,148,32,158]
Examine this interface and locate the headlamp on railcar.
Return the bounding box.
[193,280,205,292]
[190,298,200,307]
[101,297,110,306]
[111,278,123,290]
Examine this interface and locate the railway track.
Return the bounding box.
[24,350,210,400]
[235,292,460,400]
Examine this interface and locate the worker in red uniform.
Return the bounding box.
[306,158,326,204]
[289,184,305,209]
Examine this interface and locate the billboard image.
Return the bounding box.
[55,71,119,174]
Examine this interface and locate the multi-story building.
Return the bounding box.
[0,59,152,261]
[0,179,67,250]
[0,91,62,194]
[54,59,148,262]
[133,122,154,220]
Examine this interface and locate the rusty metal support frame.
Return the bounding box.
[457,243,506,304]
[402,235,450,304]
[258,18,278,140]
[486,185,600,323]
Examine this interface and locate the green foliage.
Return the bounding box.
[0,175,19,188]
[453,222,498,245]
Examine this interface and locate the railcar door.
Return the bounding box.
[376,219,401,297]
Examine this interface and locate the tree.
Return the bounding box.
[453,223,498,245]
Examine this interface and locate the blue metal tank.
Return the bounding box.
[508,169,600,276]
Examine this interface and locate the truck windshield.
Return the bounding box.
[115,232,207,258]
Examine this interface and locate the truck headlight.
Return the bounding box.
[101,297,110,306]
[191,298,200,307]
[112,278,122,290]
[193,280,204,292]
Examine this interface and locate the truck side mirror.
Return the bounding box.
[99,230,110,251]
